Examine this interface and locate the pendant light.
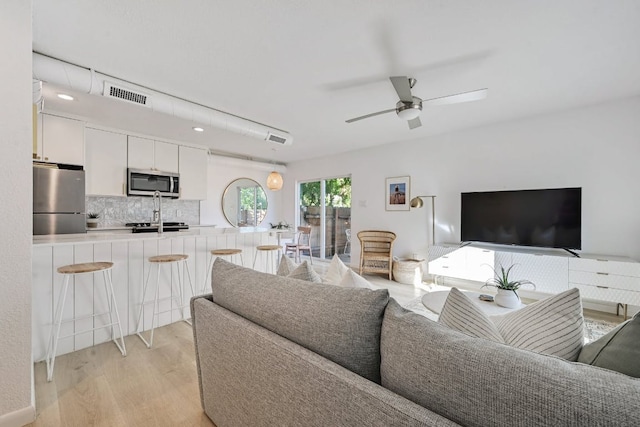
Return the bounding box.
[266,148,283,191]
[267,170,283,191]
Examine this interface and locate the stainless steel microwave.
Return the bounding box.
[127,168,180,198]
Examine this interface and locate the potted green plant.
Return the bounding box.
[483,264,535,308]
[86,212,100,228]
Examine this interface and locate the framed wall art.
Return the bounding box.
[385,176,410,211]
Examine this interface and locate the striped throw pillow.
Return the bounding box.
[438,287,504,343]
[439,287,584,361]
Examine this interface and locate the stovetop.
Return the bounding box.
[125,222,189,233]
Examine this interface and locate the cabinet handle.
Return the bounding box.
[482,250,490,253]
[442,266,449,269]
[44,157,48,161]
[596,259,609,262]
[122,183,125,195]
[596,272,609,276]
[596,285,609,289]
[534,254,543,256]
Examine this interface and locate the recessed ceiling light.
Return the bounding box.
[57,93,74,101]
[193,127,204,132]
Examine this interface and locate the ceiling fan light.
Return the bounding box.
[266,171,283,191]
[397,105,421,121]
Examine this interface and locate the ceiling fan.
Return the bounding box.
[345,76,488,129]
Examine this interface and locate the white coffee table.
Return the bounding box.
[421,290,524,317]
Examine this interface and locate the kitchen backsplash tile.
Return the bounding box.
[86,196,199,226]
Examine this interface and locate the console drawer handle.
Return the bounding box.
[482,250,490,252]
[596,286,609,289]
[596,259,609,262]
[596,272,609,276]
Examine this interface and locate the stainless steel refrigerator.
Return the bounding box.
[33,164,86,235]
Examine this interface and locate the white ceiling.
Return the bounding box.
[32,1,640,164]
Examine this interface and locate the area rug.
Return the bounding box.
[402,296,619,343]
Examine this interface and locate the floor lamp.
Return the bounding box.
[409,195,436,246]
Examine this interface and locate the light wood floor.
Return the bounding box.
[29,266,624,427]
[29,321,215,427]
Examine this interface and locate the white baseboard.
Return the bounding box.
[0,405,36,427]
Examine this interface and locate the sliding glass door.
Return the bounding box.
[298,177,351,262]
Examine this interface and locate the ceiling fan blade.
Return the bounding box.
[389,76,414,103]
[421,88,488,107]
[345,108,396,123]
[407,117,422,129]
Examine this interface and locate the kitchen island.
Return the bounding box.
[32,227,279,362]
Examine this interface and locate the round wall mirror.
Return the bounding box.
[222,178,268,227]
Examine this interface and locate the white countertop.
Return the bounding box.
[33,226,270,246]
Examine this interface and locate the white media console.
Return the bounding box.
[428,243,640,317]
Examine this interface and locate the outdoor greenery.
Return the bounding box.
[300,178,351,207]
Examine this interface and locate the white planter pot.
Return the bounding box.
[495,289,520,309]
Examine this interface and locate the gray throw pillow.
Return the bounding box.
[578,312,640,377]
[276,254,297,276]
[288,260,322,283]
[210,258,389,383]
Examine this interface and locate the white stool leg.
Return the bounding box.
[103,269,126,356]
[253,249,259,269]
[203,253,215,294]
[46,274,70,382]
[239,252,245,267]
[136,262,154,347]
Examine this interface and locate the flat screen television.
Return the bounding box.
[461,187,582,250]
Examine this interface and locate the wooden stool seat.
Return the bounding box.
[136,253,194,349]
[253,245,281,273]
[256,245,281,251]
[211,248,243,256]
[47,260,126,381]
[57,261,114,274]
[148,254,189,263]
[203,248,245,291]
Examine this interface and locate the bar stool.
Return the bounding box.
[203,248,244,292]
[46,261,126,382]
[253,245,281,273]
[136,254,194,348]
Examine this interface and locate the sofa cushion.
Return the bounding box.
[381,299,640,427]
[439,287,584,361]
[287,260,322,283]
[578,312,640,377]
[210,258,389,383]
[276,254,297,276]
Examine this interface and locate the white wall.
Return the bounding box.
[200,155,284,228]
[284,97,640,267]
[0,1,35,425]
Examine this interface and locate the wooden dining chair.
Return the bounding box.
[285,226,313,264]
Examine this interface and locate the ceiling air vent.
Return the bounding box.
[103,81,151,107]
[266,132,290,145]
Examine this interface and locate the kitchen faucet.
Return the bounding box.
[153,190,163,235]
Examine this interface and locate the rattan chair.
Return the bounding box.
[357,230,396,280]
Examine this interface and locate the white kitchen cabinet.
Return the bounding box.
[85,128,128,196]
[178,145,208,200]
[35,114,84,165]
[127,136,178,172]
[154,141,179,173]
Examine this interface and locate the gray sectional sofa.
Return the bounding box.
[191,259,640,426]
